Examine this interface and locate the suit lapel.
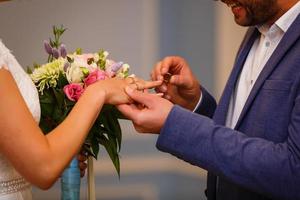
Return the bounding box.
[235,14,300,129]
[213,28,260,124]
[207,27,260,200]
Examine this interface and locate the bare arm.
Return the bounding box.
[0,67,161,189]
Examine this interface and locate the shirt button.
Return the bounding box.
[265,41,270,47]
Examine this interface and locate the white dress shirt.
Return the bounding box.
[225,1,300,129]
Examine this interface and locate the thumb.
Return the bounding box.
[125,87,154,108]
[169,74,194,89]
[116,104,139,121]
[169,74,186,86]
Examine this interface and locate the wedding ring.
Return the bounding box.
[133,82,141,90]
[127,76,136,84]
[163,72,172,83]
[126,76,145,91]
[126,77,140,90]
[133,81,145,91]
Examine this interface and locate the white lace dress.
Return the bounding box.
[0,40,41,200]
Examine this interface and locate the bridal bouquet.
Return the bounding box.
[28,26,129,199]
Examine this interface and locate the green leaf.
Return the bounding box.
[39,117,54,134]
[67,56,74,63]
[91,137,100,159]
[52,105,64,123]
[39,90,55,119]
[52,88,64,108]
[101,105,122,151]
[49,38,54,47]
[112,106,127,119]
[52,26,57,36]
[75,48,82,55]
[98,134,120,176]
[26,67,32,74]
[40,102,54,117]
[39,89,54,103]
[57,73,69,88]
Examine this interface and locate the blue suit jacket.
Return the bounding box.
[156,14,300,200]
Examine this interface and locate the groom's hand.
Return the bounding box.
[151,56,201,111]
[117,87,173,133]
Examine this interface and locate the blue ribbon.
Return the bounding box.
[61,158,81,200]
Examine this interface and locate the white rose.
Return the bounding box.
[66,64,85,83]
[103,51,109,58]
[93,53,100,62]
[121,64,130,73]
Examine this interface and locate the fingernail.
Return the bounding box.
[162,68,168,74]
[164,94,171,100]
[160,85,167,92]
[158,75,164,81]
[125,86,135,93]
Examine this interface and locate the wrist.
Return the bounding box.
[185,95,200,111]
[184,83,201,111]
[85,81,107,105]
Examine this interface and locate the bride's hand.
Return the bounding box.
[95,76,163,105]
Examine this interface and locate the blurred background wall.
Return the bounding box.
[0,0,246,199]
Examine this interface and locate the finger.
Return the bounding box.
[163,94,171,100]
[161,56,188,76]
[80,171,85,178]
[154,56,184,83]
[160,57,176,75]
[140,80,162,90]
[117,103,141,120]
[169,74,186,86]
[153,61,165,81]
[77,154,88,162]
[156,93,164,97]
[150,71,156,81]
[154,85,168,94]
[152,82,167,93]
[125,87,157,108]
[159,84,167,93]
[125,76,135,84]
[79,162,87,170]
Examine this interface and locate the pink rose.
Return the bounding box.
[84,69,107,87]
[63,83,84,101]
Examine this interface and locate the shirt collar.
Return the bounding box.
[275,1,300,33]
[257,1,300,35]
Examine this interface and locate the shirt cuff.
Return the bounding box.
[192,92,203,112]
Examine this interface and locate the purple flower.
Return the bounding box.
[111,62,123,72]
[44,40,53,55]
[60,44,67,58]
[52,48,60,59]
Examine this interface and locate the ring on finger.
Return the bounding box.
[163,72,172,83]
[127,76,136,84]
[132,82,145,91]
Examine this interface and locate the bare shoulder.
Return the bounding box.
[0,66,37,140]
[0,66,20,95]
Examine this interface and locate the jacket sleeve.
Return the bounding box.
[156,105,300,200]
[194,86,217,118]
